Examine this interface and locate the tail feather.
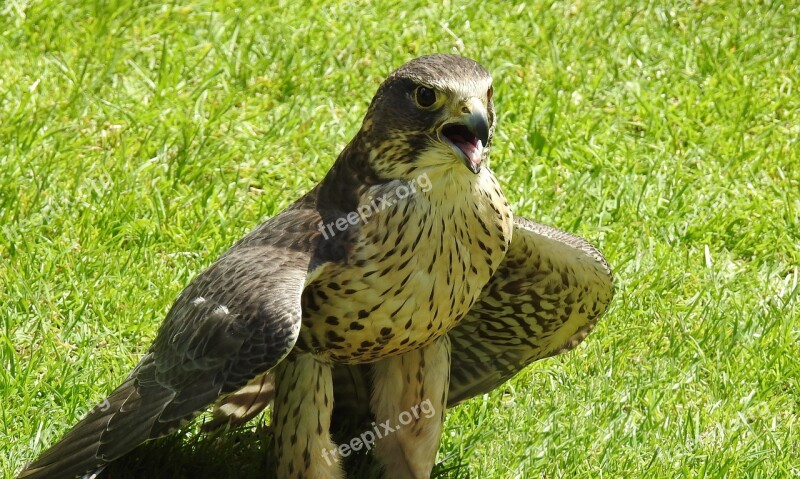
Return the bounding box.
[201,372,274,432]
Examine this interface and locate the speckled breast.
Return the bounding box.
[297,172,513,363]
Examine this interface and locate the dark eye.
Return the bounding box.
[414,86,437,108]
[487,86,493,102]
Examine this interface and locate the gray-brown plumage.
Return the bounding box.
[17,54,613,479]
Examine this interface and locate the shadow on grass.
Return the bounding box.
[102,423,471,479]
[104,425,273,479]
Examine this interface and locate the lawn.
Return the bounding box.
[1,0,798,477]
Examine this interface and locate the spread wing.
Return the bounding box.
[446,215,613,404]
[17,204,334,479]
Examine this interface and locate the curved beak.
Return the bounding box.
[438,97,490,174]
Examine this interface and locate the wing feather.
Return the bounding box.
[447,215,614,404]
[17,204,335,479]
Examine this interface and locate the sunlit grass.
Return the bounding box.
[2,1,798,477]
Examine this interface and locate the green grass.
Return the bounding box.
[2,0,798,477]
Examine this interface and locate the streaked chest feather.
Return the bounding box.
[299,169,513,363]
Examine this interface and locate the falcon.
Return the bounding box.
[17,54,613,479]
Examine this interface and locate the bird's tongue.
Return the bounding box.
[452,135,484,170]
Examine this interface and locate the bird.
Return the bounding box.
[17,54,613,479]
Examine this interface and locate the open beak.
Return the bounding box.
[438,98,490,174]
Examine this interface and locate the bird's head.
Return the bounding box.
[357,54,495,180]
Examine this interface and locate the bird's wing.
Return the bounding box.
[446,214,614,405]
[18,206,331,479]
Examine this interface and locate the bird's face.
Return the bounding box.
[360,54,496,180]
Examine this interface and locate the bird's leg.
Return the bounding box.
[272,355,342,479]
[369,335,451,479]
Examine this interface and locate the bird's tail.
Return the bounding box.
[201,372,274,432]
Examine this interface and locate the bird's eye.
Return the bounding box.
[487,86,494,102]
[414,86,437,108]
